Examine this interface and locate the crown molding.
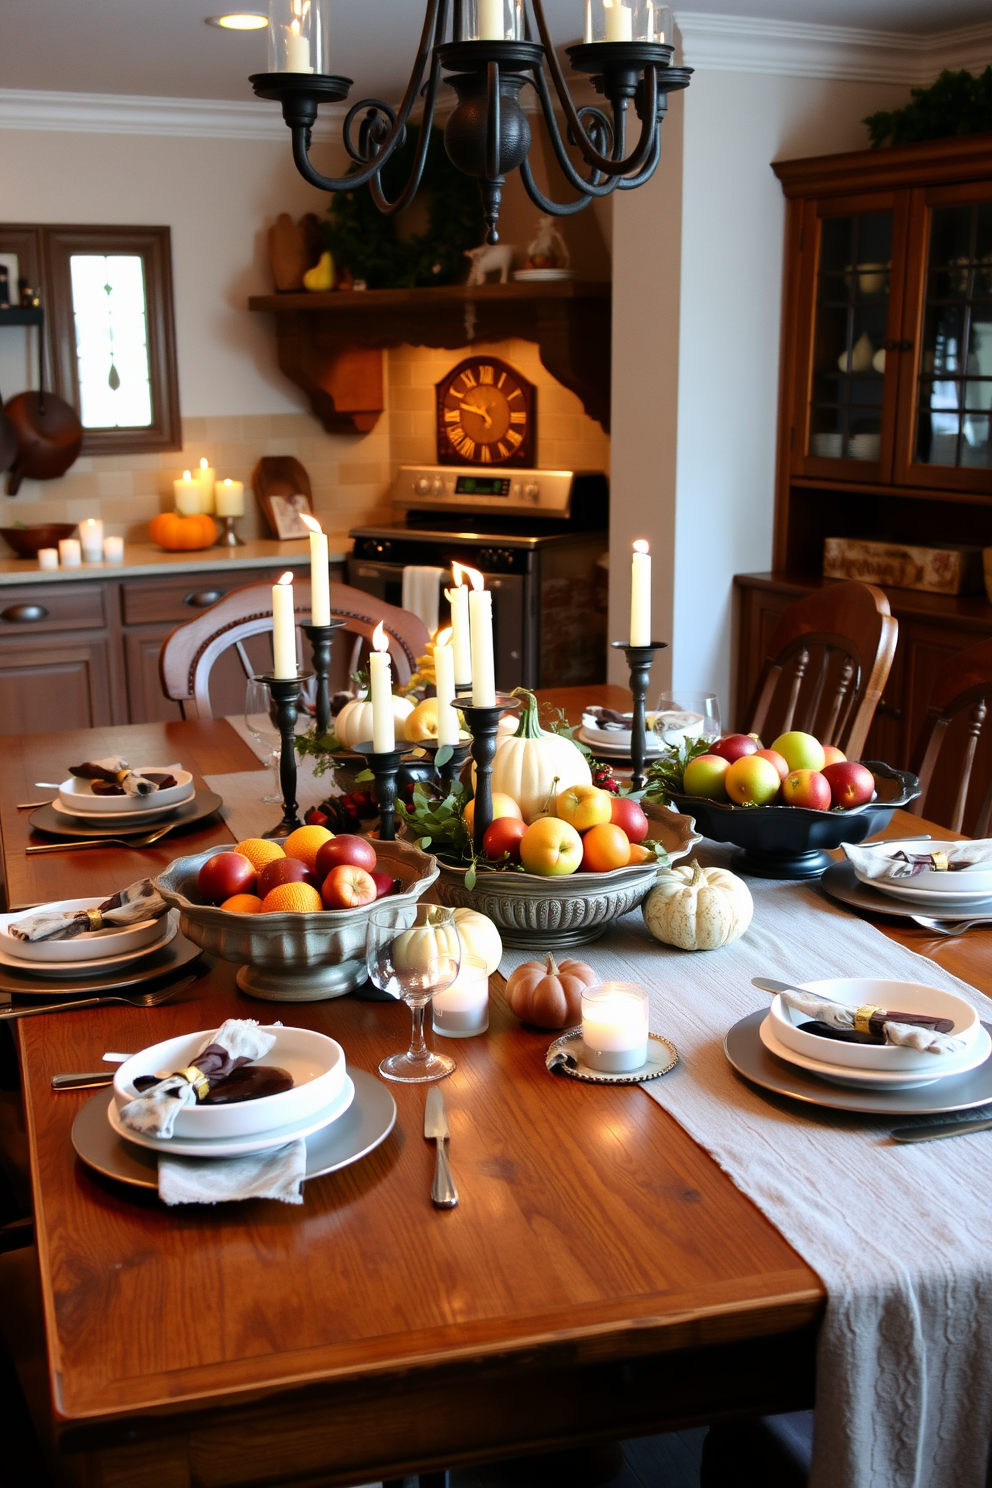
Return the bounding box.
[0,88,345,140]
[675,12,992,83]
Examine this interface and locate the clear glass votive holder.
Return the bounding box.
[432,953,490,1038]
[581,982,650,1072]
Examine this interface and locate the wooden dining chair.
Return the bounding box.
[158,578,430,720]
[741,582,897,759]
[906,636,992,836]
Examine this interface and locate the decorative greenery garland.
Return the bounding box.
[865,68,992,148]
[322,125,484,289]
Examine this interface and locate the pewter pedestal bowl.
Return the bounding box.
[155,839,438,1001]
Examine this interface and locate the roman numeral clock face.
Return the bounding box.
[435,356,536,467]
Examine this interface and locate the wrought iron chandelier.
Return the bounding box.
[251,0,692,242]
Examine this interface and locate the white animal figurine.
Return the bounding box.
[464,243,515,286]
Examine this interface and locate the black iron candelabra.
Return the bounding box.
[611,641,668,792]
[416,737,472,796]
[460,696,521,856]
[355,743,406,842]
[301,618,345,738]
[256,671,313,838]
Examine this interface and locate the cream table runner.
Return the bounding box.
[502,845,992,1488]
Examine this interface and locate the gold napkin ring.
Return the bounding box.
[85,908,103,931]
[176,1065,210,1101]
[932,851,949,872]
[854,1004,882,1035]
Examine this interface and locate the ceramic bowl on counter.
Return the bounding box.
[154,839,438,1001]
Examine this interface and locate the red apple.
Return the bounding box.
[710,734,758,764]
[780,769,832,811]
[370,870,401,899]
[482,816,528,864]
[321,864,378,909]
[197,851,256,905]
[683,754,731,801]
[257,856,318,899]
[609,796,650,844]
[755,748,789,781]
[822,760,875,809]
[315,834,377,878]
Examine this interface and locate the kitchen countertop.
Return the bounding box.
[0,536,353,585]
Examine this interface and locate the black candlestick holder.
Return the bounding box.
[255,671,313,838]
[460,695,521,855]
[300,617,345,738]
[415,737,472,795]
[610,641,668,791]
[355,742,406,842]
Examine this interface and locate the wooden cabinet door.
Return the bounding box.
[0,636,112,733]
[123,630,183,724]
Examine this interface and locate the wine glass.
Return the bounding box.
[244,677,284,804]
[366,904,460,1083]
[652,691,721,750]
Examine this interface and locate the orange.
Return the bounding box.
[282,824,334,870]
[627,843,654,866]
[261,882,323,914]
[580,823,632,873]
[220,893,264,914]
[235,837,285,872]
[463,793,522,834]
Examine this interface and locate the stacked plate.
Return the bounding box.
[29,765,223,841]
[0,897,178,979]
[579,711,662,759]
[849,840,992,911]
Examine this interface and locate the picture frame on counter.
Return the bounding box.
[253,454,315,541]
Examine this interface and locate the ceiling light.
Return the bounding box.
[206,13,268,29]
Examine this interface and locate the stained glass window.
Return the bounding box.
[69,254,153,429]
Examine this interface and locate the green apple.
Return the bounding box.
[683,754,731,802]
[770,730,826,773]
[725,754,782,806]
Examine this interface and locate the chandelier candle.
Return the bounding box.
[370,621,395,753]
[80,518,104,562]
[630,539,651,647]
[581,982,650,1072]
[476,0,506,39]
[174,470,203,516]
[603,0,633,41]
[271,571,298,679]
[300,514,331,627]
[434,629,459,747]
[196,458,216,514]
[446,566,472,688]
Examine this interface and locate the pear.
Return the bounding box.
[303,250,335,292]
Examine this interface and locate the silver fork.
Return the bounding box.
[0,973,197,1020]
[26,821,179,854]
[910,915,992,936]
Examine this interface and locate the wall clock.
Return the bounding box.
[435,355,536,467]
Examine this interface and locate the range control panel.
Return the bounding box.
[394,465,578,518]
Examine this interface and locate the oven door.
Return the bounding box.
[347,557,532,690]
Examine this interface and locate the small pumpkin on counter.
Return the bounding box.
[506,952,598,1029]
[149,511,218,551]
[642,860,753,951]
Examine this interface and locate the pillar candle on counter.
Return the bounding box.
[58,538,81,568]
[465,565,496,707]
[581,982,649,1072]
[433,954,489,1037]
[102,536,124,564]
[272,571,298,679]
[445,565,472,688]
[37,548,58,570]
[629,539,651,647]
[215,479,245,517]
[174,470,202,515]
[603,0,633,40]
[433,628,458,747]
[369,621,394,753]
[196,458,216,514]
[477,0,504,39]
[300,514,330,626]
[284,20,313,70]
[80,518,103,562]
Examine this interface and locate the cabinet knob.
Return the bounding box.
[1,603,49,623]
[882,339,914,353]
[183,589,225,608]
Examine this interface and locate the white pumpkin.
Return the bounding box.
[391,921,460,976]
[452,907,502,975]
[336,693,414,750]
[488,689,591,823]
[642,860,753,951]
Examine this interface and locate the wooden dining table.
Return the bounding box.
[2,687,987,1488]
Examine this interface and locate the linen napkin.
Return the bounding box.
[773,986,966,1056]
[157,1141,306,1206]
[9,879,168,943]
[844,839,992,881]
[69,757,177,796]
[401,565,444,635]
[119,1019,278,1139]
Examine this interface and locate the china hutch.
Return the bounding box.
[735,133,992,799]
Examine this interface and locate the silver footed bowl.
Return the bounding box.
[154,839,438,1002]
[432,808,700,949]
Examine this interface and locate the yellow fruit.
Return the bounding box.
[463,793,522,834]
[282,824,334,870]
[261,882,323,914]
[221,893,264,915]
[235,838,285,872]
[519,816,583,876]
[303,250,334,291]
[406,696,440,742]
[555,783,613,832]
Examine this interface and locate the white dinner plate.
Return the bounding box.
[577,727,662,758]
[106,1074,356,1158]
[759,1014,992,1089]
[0,916,176,977]
[851,871,992,906]
[52,795,191,825]
[0,897,166,963]
[768,979,981,1071]
[58,767,194,815]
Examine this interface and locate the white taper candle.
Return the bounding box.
[272,571,297,678]
[300,514,330,627]
[630,539,651,647]
[369,621,395,752]
[446,567,472,687]
[434,629,458,747]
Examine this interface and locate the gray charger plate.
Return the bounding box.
[726,1009,992,1115]
[820,861,992,922]
[0,927,202,997]
[29,791,223,840]
[71,1068,397,1191]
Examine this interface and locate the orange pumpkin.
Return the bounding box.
[149,512,218,551]
[505,952,598,1030]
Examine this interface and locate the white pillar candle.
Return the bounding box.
[272,571,297,679]
[300,514,330,626]
[80,517,104,562]
[37,547,58,570]
[174,469,202,515]
[433,628,458,747]
[445,566,472,688]
[604,1,633,40]
[102,536,124,564]
[214,478,245,518]
[468,575,496,708]
[477,0,504,39]
[630,539,651,646]
[284,22,313,70]
[581,982,649,1072]
[433,954,489,1037]
[58,538,81,568]
[196,457,216,514]
[369,620,395,753]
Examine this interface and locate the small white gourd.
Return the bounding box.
[642,860,753,951]
[336,693,414,750]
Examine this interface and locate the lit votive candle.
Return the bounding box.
[581,982,650,1072]
[432,954,489,1038]
[215,478,245,518]
[102,535,124,564]
[58,538,82,568]
[37,547,59,570]
[80,517,104,562]
[173,470,202,515]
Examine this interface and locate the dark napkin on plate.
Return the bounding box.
[69,757,177,797]
[9,879,168,943]
[120,1020,279,1139]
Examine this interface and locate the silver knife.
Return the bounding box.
[51,1071,115,1090]
[893,1116,992,1144]
[424,1086,458,1208]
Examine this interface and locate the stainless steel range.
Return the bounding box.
[348,465,609,691]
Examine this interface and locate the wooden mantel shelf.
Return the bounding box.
[248,280,612,435]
